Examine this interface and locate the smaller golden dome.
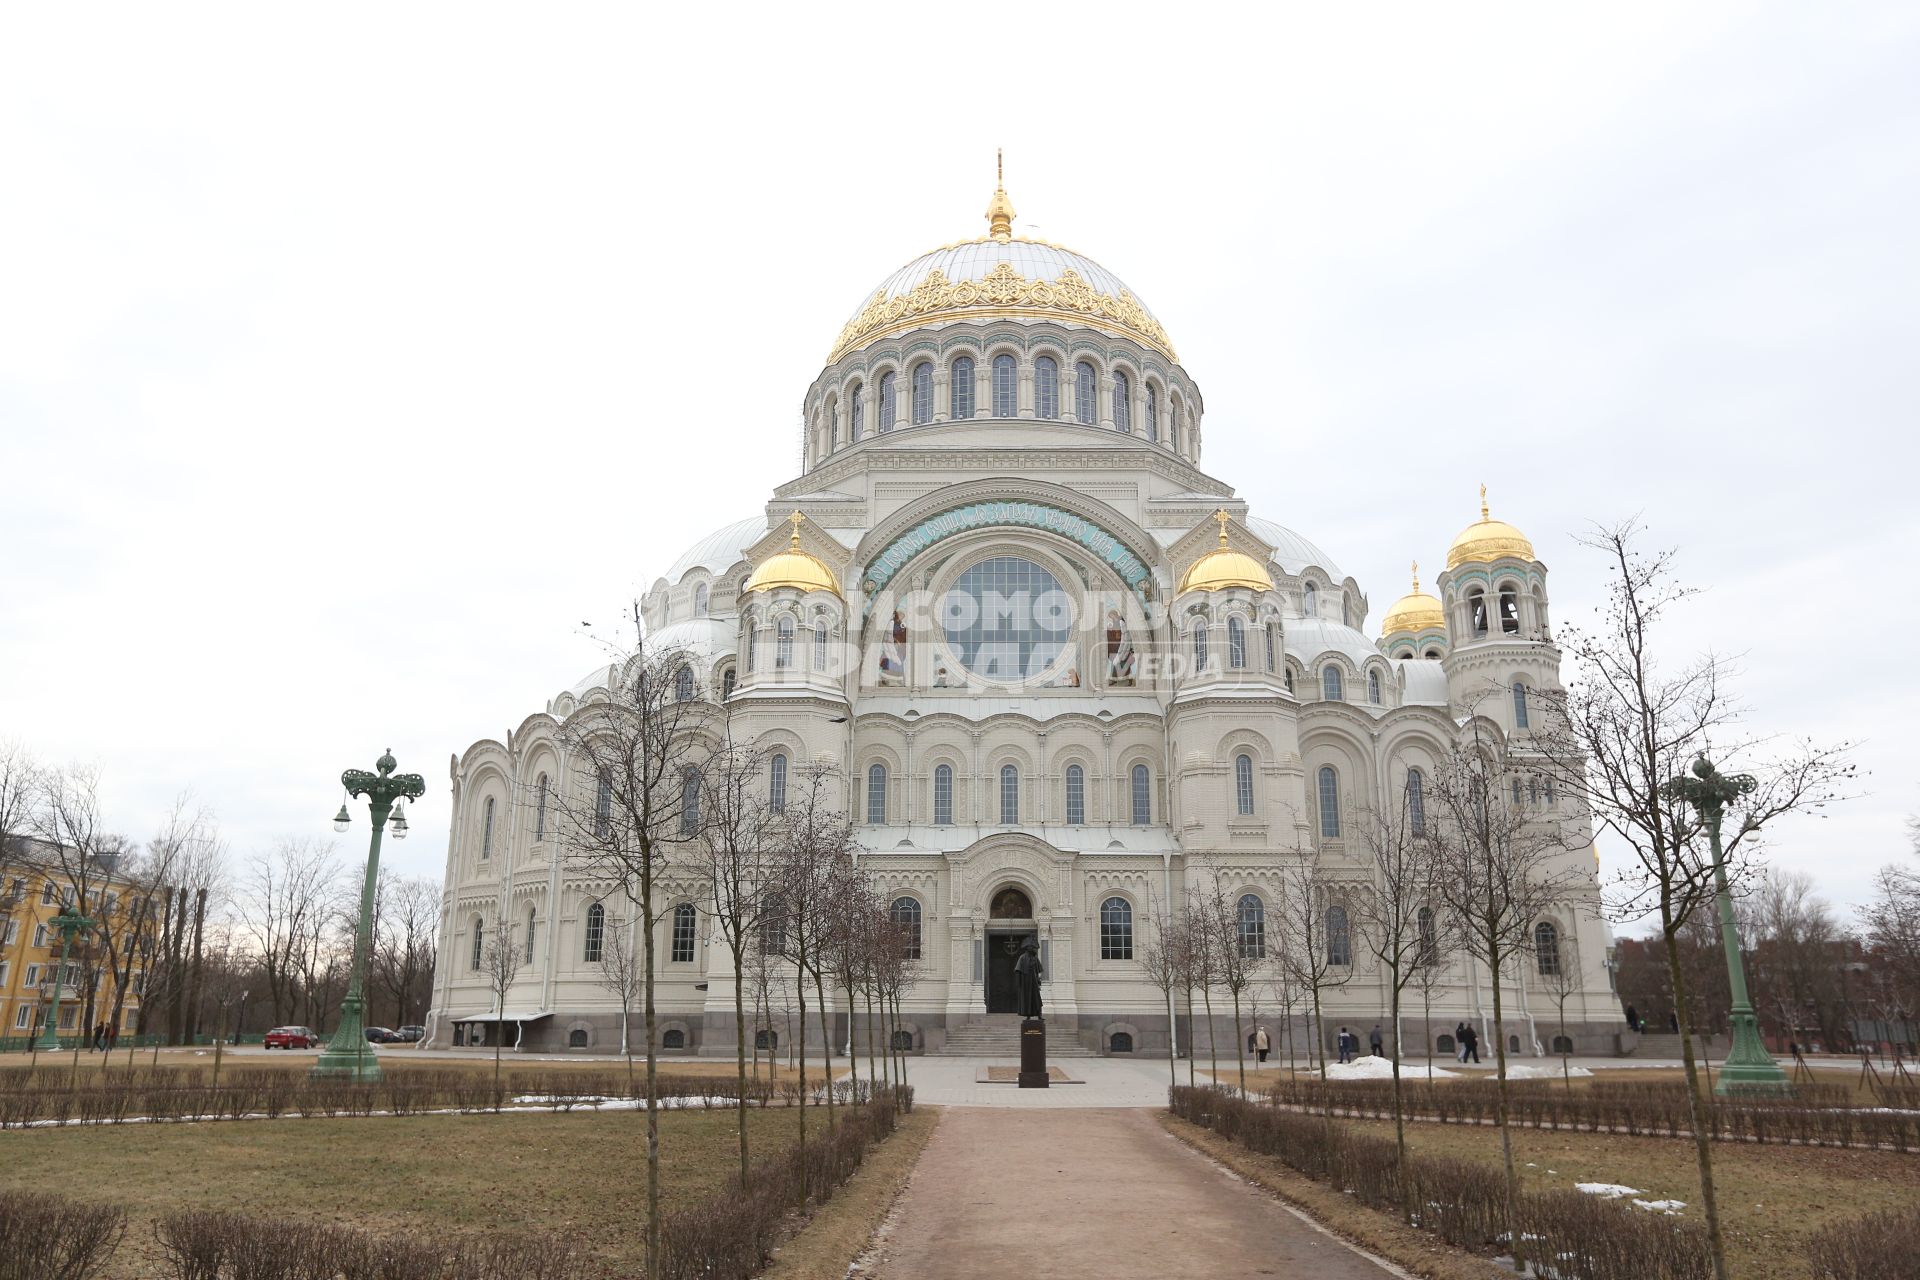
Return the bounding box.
[745,512,841,597]
[1446,485,1536,570]
[1380,561,1445,637]
[1180,510,1274,593]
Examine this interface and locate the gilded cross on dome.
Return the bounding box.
[787,509,806,547]
[1213,508,1232,545]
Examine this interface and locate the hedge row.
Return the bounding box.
[152,1212,594,1279]
[1171,1085,1714,1280]
[0,1066,896,1129]
[1805,1206,1920,1280]
[1262,1077,1920,1152]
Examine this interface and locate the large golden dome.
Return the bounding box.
[1180,511,1274,593]
[1446,486,1536,570]
[830,168,1175,363]
[744,513,841,597]
[1380,562,1445,637]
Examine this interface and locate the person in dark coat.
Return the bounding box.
[1369,1024,1384,1057]
[1461,1022,1481,1063]
[1336,1026,1354,1064]
[1669,1009,1680,1034]
[1624,1004,1640,1033]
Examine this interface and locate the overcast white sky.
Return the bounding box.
[2,4,1915,926]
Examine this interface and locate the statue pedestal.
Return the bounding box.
[1018,1017,1049,1088]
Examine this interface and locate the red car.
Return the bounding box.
[264,1026,319,1049]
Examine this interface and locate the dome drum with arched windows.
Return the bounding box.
[435,169,1613,1064]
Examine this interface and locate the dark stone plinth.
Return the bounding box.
[1018,1017,1048,1088]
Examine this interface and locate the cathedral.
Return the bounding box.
[426,173,1619,1060]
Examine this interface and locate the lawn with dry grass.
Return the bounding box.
[0,1103,822,1277]
[1340,1114,1920,1280]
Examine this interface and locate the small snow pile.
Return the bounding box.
[1634,1199,1686,1215]
[1575,1183,1641,1199]
[1504,1063,1593,1080]
[1325,1056,1457,1081]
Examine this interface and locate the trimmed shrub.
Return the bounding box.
[1806,1206,1920,1280]
[0,1190,127,1280]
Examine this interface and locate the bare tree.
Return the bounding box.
[1349,782,1443,1171]
[35,764,123,1064]
[372,872,440,1029]
[1138,889,1186,1088]
[0,739,40,898]
[1536,908,1582,1091]
[1192,875,1263,1097]
[478,918,523,1104]
[233,839,341,1027]
[548,623,710,1279]
[1422,715,1584,1269]
[697,737,780,1184]
[1273,860,1352,1081]
[592,908,643,1091]
[1533,520,1855,1280]
[1862,854,1920,1025]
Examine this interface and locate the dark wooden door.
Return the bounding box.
[985,932,1030,1013]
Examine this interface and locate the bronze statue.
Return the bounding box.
[1014,938,1044,1019]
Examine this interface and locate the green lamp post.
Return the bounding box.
[313,748,425,1082]
[1664,755,1792,1094]
[33,903,94,1051]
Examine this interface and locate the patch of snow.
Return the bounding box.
[1575,1183,1642,1199]
[1634,1199,1686,1215]
[1504,1064,1593,1080]
[1325,1056,1457,1080]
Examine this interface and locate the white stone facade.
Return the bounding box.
[426,193,1621,1060]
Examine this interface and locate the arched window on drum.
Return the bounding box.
[992,354,1017,417]
[890,897,922,960]
[1111,370,1132,431]
[950,357,975,419]
[1034,356,1059,420]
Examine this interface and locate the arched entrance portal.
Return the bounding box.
[985,884,1037,1014]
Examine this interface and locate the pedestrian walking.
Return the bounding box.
[1624,1004,1640,1033]
[90,1022,105,1052]
[1369,1024,1384,1058]
[1455,1022,1470,1062]
[1669,1009,1680,1034]
[1461,1023,1481,1063]
[1336,1026,1354,1064]
[1253,1025,1271,1064]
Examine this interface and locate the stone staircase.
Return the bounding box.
[933,1014,1098,1058]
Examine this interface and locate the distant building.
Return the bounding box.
[0,838,149,1043]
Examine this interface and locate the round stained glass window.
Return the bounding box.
[940,556,1072,681]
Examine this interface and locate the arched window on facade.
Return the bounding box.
[481,797,495,859]
[911,362,933,425]
[1368,669,1383,705]
[1100,896,1133,960]
[1111,370,1132,430]
[1191,620,1208,671]
[470,916,484,970]
[1499,584,1520,635]
[1317,765,1341,838]
[813,620,828,671]
[1406,767,1426,834]
[992,354,1017,416]
[1322,666,1343,701]
[595,768,612,838]
[1076,360,1097,422]
[1265,621,1278,673]
[1238,893,1266,959]
[1034,356,1059,419]
[693,583,709,617]
[721,668,736,699]
[999,764,1018,824]
[950,356,974,419]
[1535,920,1561,976]
[672,902,697,963]
[679,767,701,835]
[1065,763,1085,825]
[1512,681,1530,728]
[525,905,538,963]
[1146,385,1159,441]
[1228,615,1246,668]
[1469,590,1488,637]
[1130,763,1151,824]
[933,763,953,825]
[768,753,787,815]
[1285,667,1295,694]
[890,896,922,960]
[1303,583,1318,618]
[848,381,864,441]
[674,665,695,702]
[867,763,887,824]
[662,1029,686,1050]
[535,773,548,839]
[878,371,896,432]
[744,622,757,673]
[1235,753,1255,816]
[1417,907,1437,966]
[1511,778,1525,806]
[827,399,839,452]
[775,617,794,669]
[584,902,605,963]
[1327,905,1352,966]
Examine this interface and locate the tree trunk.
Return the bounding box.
[813,964,836,1131]
[1202,983,1218,1080]
[733,943,749,1186]
[1183,983,1197,1085]
[795,960,809,1201]
[185,889,207,1044]
[1389,971,1411,1223]
[642,872,660,1280]
[1664,913,1731,1280]
[1489,947,1520,1271]
[1231,987,1246,1097]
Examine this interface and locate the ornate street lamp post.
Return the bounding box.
[313,749,425,1082]
[1664,755,1791,1094]
[33,903,94,1051]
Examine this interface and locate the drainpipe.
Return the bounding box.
[1163,852,1179,1060]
